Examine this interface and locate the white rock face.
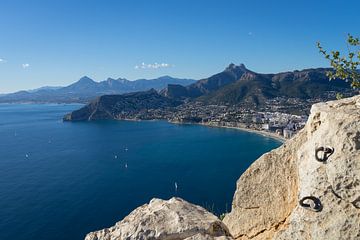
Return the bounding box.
[223,95,360,239]
[85,197,233,240]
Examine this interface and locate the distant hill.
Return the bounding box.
[0,76,196,103]
[63,89,182,121]
[161,64,354,105]
[161,63,248,98]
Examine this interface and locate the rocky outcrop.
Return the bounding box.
[223,95,360,239]
[85,198,233,240]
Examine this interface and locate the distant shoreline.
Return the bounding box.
[168,120,286,143]
[3,102,286,142]
[91,117,287,143]
[105,118,287,143]
[198,123,286,143]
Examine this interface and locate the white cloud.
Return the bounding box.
[22,63,30,69]
[0,58,6,63]
[134,62,173,70]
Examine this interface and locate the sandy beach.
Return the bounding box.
[197,123,286,143]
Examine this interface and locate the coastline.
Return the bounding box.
[111,118,287,143]
[104,117,287,143]
[168,120,286,143]
[65,112,287,143]
[199,123,286,143]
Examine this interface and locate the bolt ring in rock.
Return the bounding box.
[299,196,323,212]
[315,146,334,162]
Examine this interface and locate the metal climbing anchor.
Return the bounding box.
[315,146,334,162]
[299,196,323,212]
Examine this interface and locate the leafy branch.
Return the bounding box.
[317,34,360,89]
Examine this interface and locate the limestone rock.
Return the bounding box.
[85,197,233,240]
[223,95,360,239]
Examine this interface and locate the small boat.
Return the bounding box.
[125,147,128,152]
[114,155,118,159]
[25,154,29,158]
[125,163,128,168]
[175,182,178,191]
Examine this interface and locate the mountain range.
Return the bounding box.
[64,63,357,121]
[0,76,196,103]
[161,63,353,105]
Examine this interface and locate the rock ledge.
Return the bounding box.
[85,197,232,240]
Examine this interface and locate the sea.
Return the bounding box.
[0,104,282,240]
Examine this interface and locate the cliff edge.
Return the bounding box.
[84,95,360,240]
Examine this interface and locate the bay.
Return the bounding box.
[0,104,281,240]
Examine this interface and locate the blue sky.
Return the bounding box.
[0,0,359,93]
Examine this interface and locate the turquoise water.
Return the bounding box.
[0,104,281,240]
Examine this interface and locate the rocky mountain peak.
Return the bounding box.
[223,63,249,81]
[226,63,247,71]
[158,75,172,80]
[106,77,116,82]
[78,76,95,84]
[116,78,129,83]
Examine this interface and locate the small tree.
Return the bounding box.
[317,34,360,90]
